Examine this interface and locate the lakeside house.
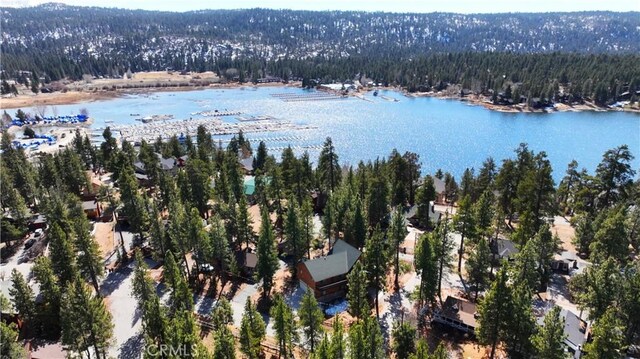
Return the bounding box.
[490,238,519,262]
[432,296,478,334]
[297,240,361,302]
[236,249,258,280]
[239,156,254,175]
[82,199,102,219]
[536,308,589,358]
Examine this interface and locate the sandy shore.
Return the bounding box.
[0,71,302,110]
[2,70,638,114]
[405,90,640,114]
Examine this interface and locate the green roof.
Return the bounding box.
[244,176,256,196]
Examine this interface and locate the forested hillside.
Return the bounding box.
[1,4,639,104]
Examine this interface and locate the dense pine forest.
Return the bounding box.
[1,124,638,358]
[1,4,640,103]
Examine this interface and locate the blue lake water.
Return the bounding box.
[27,87,640,181]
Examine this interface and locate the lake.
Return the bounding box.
[24,87,640,181]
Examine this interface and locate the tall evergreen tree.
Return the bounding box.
[347,261,369,319]
[317,137,341,193]
[299,288,324,352]
[465,237,491,300]
[271,294,298,359]
[390,207,407,290]
[256,209,279,299]
[453,195,476,273]
[61,276,114,359]
[9,269,36,326]
[392,321,416,359]
[532,306,568,359]
[364,226,387,319]
[415,232,438,307]
[240,298,266,359]
[477,267,513,359]
[583,307,625,359]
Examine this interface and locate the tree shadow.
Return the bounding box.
[100,263,133,298]
[118,333,144,359]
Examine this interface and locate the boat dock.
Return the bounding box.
[380,95,399,102]
[270,92,345,102]
[236,115,278,122]
[114,117,316,143]
[191,110,243,117]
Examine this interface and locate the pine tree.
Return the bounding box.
[9,269,36,324]
[364,226,387,319]
[213,325,236,359]
[299,288,324,352]
[1,321,26,359]
[433,220,454,302]
[590,208,629,263]
[61,276,114,359]
[530,224,561,288]
[237,195,254,250]
[301,197,315,259]
[47,222,78,287]
[367,171,389,227]
[595,145,635,209]
[164,251,193,312]
[347,261,369,319]
[270,294,298,359]
[240,298,266,359]
[532,306,568,359]
[510,239,540,293]
[72,211,104,295]
[570,257,622,321]
[31,257,62,337]
[313,334,332,359]
[392,321,416,359]
[317,137,341,193]
[477,267,513,359]
[473,190,495,239]
[256,208,279,299]
[209,215,238,283]
[414,232,438,307]
[212,297,234,330]
[453,195,476,273]
[390,207,407,290]
[285,200,306,279]
[584,307,625,359]
[330,316,346,359]
[504,284,536,357]
[465,237,491,300]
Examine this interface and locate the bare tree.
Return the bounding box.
[33,105,47,118]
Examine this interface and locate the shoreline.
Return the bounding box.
[402,90,640,114]
[1,77,639,115]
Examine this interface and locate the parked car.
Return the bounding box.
[24,238,36,249]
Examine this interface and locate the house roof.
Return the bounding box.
[536,309,588,352]
[81,200,97,211]
[244,176,256,196]
[302,240,361,282]
[492,239,518,258]
[244,252,258,268]
[432,177,445,194]
[240,157,254,172]
[439,296,478,328]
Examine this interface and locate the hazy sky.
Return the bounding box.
[4,0,639,12]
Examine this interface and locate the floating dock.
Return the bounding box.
[270,92,345,102]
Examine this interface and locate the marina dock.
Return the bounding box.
[270,92,345,102]
[114,117,316,143]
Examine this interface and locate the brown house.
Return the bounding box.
[82,200,102,219]
[432,296,478,334]
[297,240,361,302]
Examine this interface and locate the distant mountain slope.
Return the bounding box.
[1,3,639,105]
[1,4,638,65]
